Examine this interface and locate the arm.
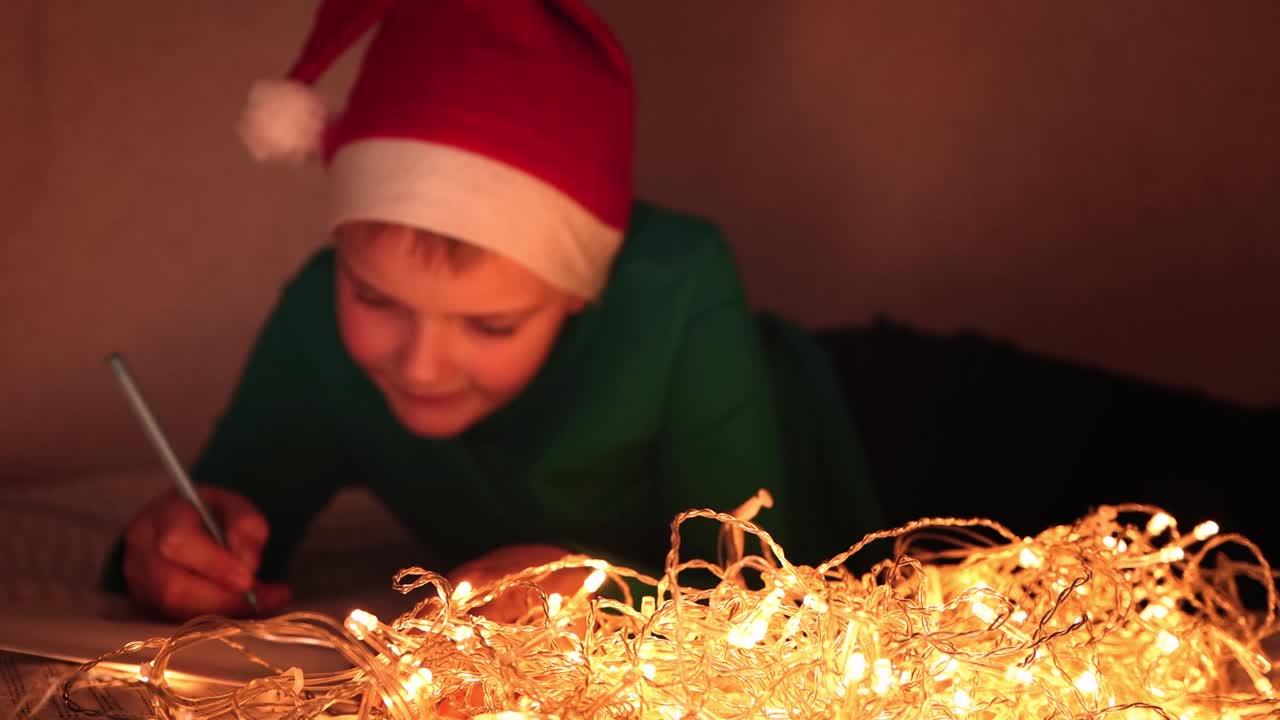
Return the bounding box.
[188,274,350,582]
[492,226,791,605]
[102,254,350,593]
[656,233,793,572]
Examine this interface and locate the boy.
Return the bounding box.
[103,0,882,620]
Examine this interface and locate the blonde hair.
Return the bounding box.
[336,220,487,270]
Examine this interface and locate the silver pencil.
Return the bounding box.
[106,352,260,614]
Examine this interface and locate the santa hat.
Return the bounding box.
[238,0,635,298]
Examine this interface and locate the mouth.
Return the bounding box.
[396,388,468,408]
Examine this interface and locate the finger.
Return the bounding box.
[155,522,255,593]
[200,488,269,570]
[200,487,269,544]
[248,582,293,615]
[123,496,218,590]
[228,512,268,554]
[142,555,255,620]
[226,517,268,575]
[124,505,159,552]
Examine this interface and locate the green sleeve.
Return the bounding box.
[756,314,884,568]
[100,255,350,591]
[656,231,792,574]
[190,261,351,581]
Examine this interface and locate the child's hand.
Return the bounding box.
[121,487,291,620]
[448,543,591,624]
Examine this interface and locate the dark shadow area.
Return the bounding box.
[816,316,1278,604]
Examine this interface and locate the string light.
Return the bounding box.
[34,501,1280,719]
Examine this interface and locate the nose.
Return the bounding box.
[398,319,454,388]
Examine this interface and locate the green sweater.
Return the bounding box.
[103,202,881,592]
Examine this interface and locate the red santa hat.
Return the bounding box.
[237,0,635,298]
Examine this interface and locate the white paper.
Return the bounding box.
[0,474,434,718]
[1,652,160,720]
[0,598,380,720]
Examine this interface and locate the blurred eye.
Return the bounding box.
[466,317,519,337]
[355,289,395,308]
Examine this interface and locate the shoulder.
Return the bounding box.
[254,245,347,367]
[621,200,733,266]
[607,200,746,307]
[281,245,337,301]
[625,200,724,247]
[548,201,754,391]
[263,245,339,333]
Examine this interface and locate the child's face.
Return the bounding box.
[334,221,584,438]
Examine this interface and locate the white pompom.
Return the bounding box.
[237,79,329,165]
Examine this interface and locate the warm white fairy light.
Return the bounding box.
[1194,520,1220,541]
[581,569,607,594]
[36,501,1280,720]
[452,580,472,600]
[1148,512,1175,536]
[344,608,379,640]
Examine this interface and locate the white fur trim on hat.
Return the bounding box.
[328,139,623,298]
[237,79,329,165]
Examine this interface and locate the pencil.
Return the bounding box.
[105,352,260,614]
